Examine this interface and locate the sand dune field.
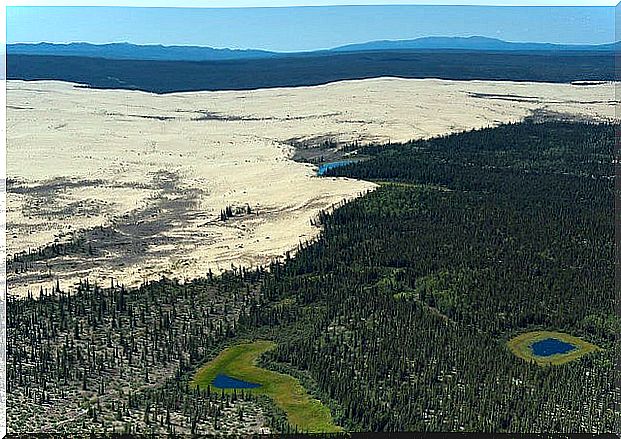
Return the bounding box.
[6,78,616,296]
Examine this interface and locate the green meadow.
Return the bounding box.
[191,340,341,433]
[507,331,600,366]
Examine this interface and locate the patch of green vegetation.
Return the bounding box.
[507,331,600,366]
[369,268,418,301]
[392,290,417,300]
[191,340,341,433]
[414,270,472,320]
[376,181,452,193]
[581,313,621,342]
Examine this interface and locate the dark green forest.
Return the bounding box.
[8,51,614,93]
[241,121,618,432]
[7,121,619,433]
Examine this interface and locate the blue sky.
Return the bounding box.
[7,4,616,51]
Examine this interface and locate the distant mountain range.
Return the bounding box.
[8,36,619,62]
[333,36,619,53]
[7,42,276,61]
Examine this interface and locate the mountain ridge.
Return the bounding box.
[8,36,618,62]
[7,41,277,61]
[332,36,619,53]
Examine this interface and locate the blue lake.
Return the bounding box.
[211,374,261,389]
[530,338,577,357]
[317,160,355,176]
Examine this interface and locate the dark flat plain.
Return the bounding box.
[7,50,614,93]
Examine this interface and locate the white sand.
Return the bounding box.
[7,78,616,296]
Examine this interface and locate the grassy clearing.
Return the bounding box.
[191,340,341,433]
[507,331,600,366]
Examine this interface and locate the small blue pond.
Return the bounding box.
[317,160,355,176]
[211,374,261,389]
[530,338,577,357]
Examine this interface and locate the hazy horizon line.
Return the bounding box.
[7,35,619,53]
